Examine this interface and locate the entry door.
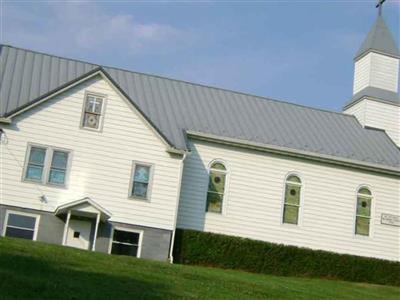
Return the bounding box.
[66,219,92,250]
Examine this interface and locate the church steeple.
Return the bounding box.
[344,4,400,147]
[354,15,400,61]
[348,10,399,100]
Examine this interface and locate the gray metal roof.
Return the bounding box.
[344,86,400,109]
[355,15,400,60]
[1,44,399,170]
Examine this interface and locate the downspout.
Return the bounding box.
[169,151,188,263]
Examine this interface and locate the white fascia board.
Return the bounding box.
[186,130,400,177]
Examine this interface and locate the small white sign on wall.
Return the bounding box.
[381,214,400,227]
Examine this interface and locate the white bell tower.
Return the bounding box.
[344,1,400,147]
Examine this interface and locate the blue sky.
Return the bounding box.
[2,1,399,112]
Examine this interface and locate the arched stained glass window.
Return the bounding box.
[355,187,372,236]
[283,175,302,224]
[206,161,227,213]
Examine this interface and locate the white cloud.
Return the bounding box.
[2,2,184,56]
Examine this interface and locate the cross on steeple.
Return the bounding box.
[376,0,386,16]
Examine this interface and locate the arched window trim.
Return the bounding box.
[357,186,372,197]
[354,184,374,238]
[206,159,229,215]
[281,172,304,226]
[207,159,229,173]
[286,175,302,185]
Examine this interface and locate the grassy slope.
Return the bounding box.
[0,238,398,300]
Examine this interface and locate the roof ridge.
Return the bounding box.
[1,43,353,119]
[0,44,98,68]
[105,65,354,119]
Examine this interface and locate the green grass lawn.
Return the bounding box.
[0,237,398,300]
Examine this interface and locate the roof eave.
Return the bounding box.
[343,94,400,111]
[3,67,103,119]
[55,197,112,220]
[354,49,400,62]
[186,130,400,177]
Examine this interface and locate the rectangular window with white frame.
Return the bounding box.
[110,228,142,257]
[81,93,106,130]
[23,144,71,187]
[129,162,154,200]
[48,150,70,184]
[3,211,40,241]
[25,146,47,182]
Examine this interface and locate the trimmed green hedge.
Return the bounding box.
[173,229,400,286]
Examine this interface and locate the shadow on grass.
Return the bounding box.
[0,253,174,300]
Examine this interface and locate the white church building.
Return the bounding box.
[0,13,399,262]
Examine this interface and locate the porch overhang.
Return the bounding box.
[56,197,111,251]
[55,197,112,221]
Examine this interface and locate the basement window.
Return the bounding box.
[110,229,142,257]
[3,211,40,240]
[81,93,105,130]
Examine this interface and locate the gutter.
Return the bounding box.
[0,118,11,124]
[186,131,400,177]
[168,151,188,263]
[166,147,187,155]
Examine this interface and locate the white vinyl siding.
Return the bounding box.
[1,75,182,230]
[369,53,399,93]
[363,100,400,147]
[343,101,367,125]
[349,52,399,147]
[353,53,399,94]
[344,99,400,147]
[177,139,400,261]
[353,54,371,94]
